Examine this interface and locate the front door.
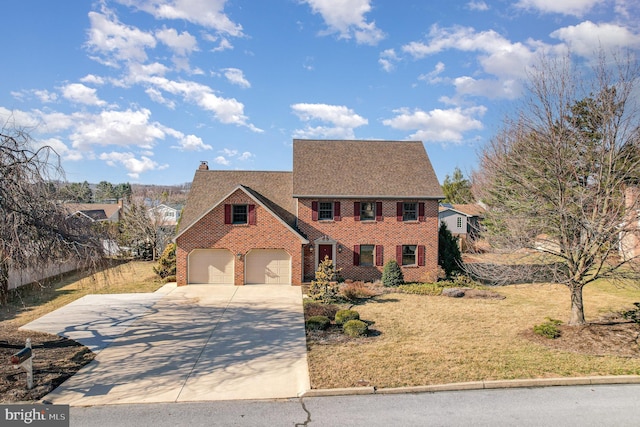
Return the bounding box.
[318,244,333,263]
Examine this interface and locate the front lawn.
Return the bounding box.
[306,280,640,389]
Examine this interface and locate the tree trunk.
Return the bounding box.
[569,283,586,325]
[0,258,9,306]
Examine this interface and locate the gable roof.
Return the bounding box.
[176,184,307,242]
[177,170,296,234]
[64,203,121,221]
[292,139,444,199]
[452,204,485,217]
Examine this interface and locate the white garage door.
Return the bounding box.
[245,249,291,285]
[188,249,234,284]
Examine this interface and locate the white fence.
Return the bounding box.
[8,259,82,290]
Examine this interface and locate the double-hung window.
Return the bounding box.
[403,203,417,221]
[232,204,248,224]
[360,202,376,221]
[318,202,334,220]
[359,245,375,266]
[402,245,417,266]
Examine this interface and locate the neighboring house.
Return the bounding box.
[65,201,123,223]
[175,139,443,286]
[148,203,182,227]
[438,203,485,250]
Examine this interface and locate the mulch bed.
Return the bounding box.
[0,327,94,403]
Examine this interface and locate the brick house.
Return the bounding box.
[175,139,443,286]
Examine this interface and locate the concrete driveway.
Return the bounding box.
[21,284,310,406]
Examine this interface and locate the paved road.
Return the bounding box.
[24,284,310,405]
[68,384,640,426]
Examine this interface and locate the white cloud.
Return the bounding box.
[174,134,212,151]
[145,87,176,108]
[99,151,168,179]
[303,0,385,45]
[33,89,58,103]
[222,68,251,88]
[221,148,238,156]
[86,9,156,66]
[238,151,253,160]
[418,61,446,84]
[115,0,243,36]
[79,74,106,85]
[401,25,551,99]
[515,0,601,16]
[68,108,166,150]
[550,21,640,57]
[155,27,198,56]
[379,49,398,72]
[452,76,522,100]
[383,106,486,143]
[214,156,230,165]
[141,76,262,131]
[210,37,234,52]
[37,138,83,161]
[467,1,489,11]
[291,103,368,139]
[61,83,107,106]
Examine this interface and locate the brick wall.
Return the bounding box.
[176,189,304,286]
[297,198,439,282]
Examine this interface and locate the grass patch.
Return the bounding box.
[1,261,165,327]
[306,280,640,389]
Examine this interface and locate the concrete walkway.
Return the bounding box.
[22,284,310,406]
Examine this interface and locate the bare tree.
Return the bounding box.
[118,200,176,261]
[0,126,105,304]
[470,52,640,325]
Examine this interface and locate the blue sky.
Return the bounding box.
[2,0,639,185]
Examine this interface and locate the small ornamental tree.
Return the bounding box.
[382,259,403,287]
[153,243,176,279]
[438,222,463,277]
[309,256,342,303]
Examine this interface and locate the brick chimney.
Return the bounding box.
[199,161,209,170]
[625,185,640,213]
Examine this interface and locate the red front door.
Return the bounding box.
[318,244,333,262]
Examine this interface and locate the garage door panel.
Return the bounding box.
[246,249,291,284]
[189,249,234,284]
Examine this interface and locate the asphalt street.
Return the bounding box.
[68,384,640,426]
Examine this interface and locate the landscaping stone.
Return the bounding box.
[442,288,465,298]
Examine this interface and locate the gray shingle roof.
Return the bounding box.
[178,170,295,234]
[292,139,444,198]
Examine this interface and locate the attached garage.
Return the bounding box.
[245,249,291,284]
[188,249,234,284]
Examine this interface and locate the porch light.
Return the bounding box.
[237,253,243,260]
[337,244,342,253]
[309,245,314,253]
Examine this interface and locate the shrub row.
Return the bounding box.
[304,307,368,337]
